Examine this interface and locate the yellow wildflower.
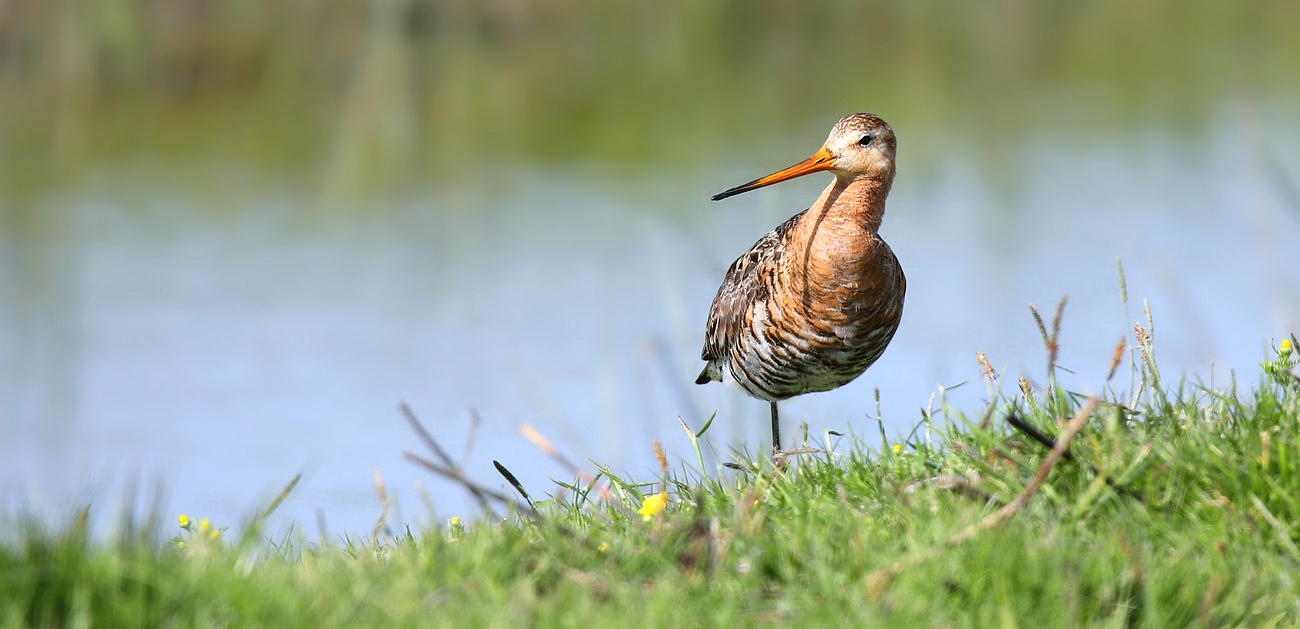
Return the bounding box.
[450,516,460,527]
[1282,338,1293,357]
[597,542,609,553]
[178,515,191,529]
[637,491,668,521]
[892,444,902,454]
[198,518,211,534]
[209,529,221,540]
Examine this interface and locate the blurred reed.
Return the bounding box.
[1,0,1297,198]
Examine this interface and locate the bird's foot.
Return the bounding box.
[771,449,789,470]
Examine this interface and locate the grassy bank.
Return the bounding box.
[4,330,1300,627]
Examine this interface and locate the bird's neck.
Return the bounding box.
[811,175,892,233]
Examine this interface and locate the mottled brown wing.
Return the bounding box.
[700,211,804,363]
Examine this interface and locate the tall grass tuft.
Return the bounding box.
[3,326,1299,626]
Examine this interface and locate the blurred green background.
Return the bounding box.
[2,0,1299,533]
[4,0,1298,195]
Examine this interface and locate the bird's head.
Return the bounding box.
[712,113,896,201]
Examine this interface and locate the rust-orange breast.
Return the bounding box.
[698,193,905,401]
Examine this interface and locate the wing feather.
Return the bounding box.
[700,211,805,363]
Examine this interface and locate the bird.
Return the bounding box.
[695,113,905,455]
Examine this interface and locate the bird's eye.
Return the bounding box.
[858,135,873,147]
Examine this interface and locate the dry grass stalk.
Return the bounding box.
[901,472,997,505]
[1133,323,1150,351]
[1250,495,1300,562]
[260,473,302,521]
[521,424,562,459]
[1048,294,1068,372]
[520,423,613,503]
[400,402,538,518]
[522,424,587,479]
[1143,298,1155,341]
[401,402,494,514]
[1133,322,1156,377]
[653,438,669,478]
[401,402,457,472]
[1106,337,1127,382]
[460,408,482,468]
[865,398,1098,595]
[976,351,999,429]
[372,469,391,539]
[1018,376,1036,404]
[404,452,537,518]
[1116,258,1128,304]
[1029,304,1049,356]
[975,351,997,386]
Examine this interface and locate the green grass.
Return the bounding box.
[4,331,1300,627]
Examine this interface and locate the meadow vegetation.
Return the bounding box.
[5,1,1300,624]
[3,313,1299,627]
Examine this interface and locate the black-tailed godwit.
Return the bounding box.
[695,113,905,454]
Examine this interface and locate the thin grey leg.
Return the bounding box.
[770,401,781,453]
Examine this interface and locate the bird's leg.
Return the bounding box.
[770,402,789,470]
[770,401,781,453]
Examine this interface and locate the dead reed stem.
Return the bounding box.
[866,397,1097,595]
[400,401,537,518]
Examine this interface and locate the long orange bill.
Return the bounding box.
[711,146,835,201]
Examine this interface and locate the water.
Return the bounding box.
[3,0,1300,535]
[4,111,1298,535]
